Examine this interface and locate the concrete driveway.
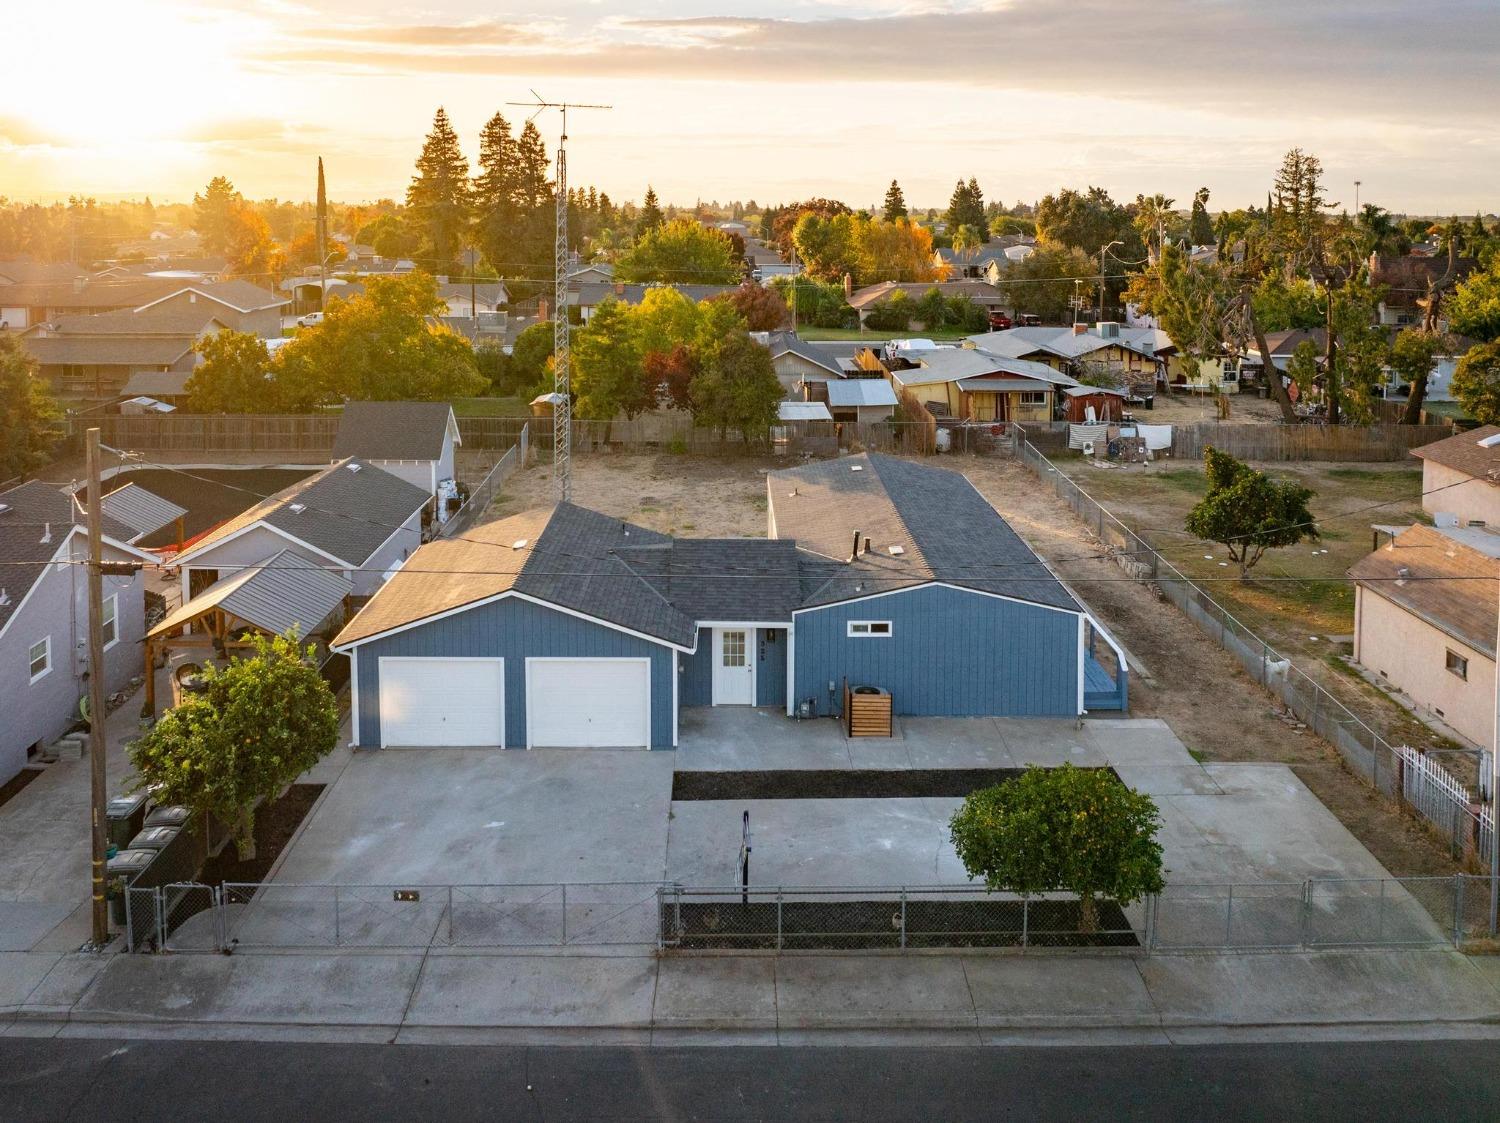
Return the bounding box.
[270,748,675,886]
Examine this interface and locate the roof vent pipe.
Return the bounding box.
[862,536,872,555]
[850,529,862,561]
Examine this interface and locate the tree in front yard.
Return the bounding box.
[1184,447,1318,578]
[184,330,274,413]
[1452,339,1500,425]
[690,330,782,444]
[129,632,339,860]
[949,764,1165,932]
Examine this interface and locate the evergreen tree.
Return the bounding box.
[638,186,665,235]
[945,178,985,235]
[1189,187,1215,246]
[406,107,471,274]
[883,180,907,221]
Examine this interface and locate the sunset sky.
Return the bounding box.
[2,0,1497,212]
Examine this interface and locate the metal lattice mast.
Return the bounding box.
[552,127,572,501]
[510,93,610,504]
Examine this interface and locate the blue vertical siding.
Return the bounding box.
[354,597,677,748]
[680,627,713,706]
[755,628,787,708]
[792,584,1080,717]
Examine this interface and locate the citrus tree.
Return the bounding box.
[1185,447,1318,578]
[949,764,1165,932]
[130,632,339,859]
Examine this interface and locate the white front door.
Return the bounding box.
[712,628,755,705]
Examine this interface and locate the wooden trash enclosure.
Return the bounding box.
[843,678,894,738]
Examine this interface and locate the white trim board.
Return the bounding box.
[791,580,1083,620]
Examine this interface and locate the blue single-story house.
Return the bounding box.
[331,453,1127,749]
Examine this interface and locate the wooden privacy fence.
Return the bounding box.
[79,413,531,457]
[1168,423,1452,462]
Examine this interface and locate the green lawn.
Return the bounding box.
[450,396,530,418]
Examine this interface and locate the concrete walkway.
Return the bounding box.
[4,946,1500,1046]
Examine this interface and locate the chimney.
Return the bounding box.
[862,536,872,555]
[843,273,853,299]
[537,298,549,320]
[850,529,862,561]
[1073,323,1088,335]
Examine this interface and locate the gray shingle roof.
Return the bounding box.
[769,453,1079,613]
[331,402,458,462]
[46,307,226,335]
[0,481,132,637]
[151,549,352,640]
[176,459,430,568]
[22,335,197,367]
[334,503,697,649]
[615,539,803,623]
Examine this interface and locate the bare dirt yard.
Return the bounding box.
[491,449,1463,879]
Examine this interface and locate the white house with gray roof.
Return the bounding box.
[171,459,430,602]
[330,401,461,499]
[0,482,153,783]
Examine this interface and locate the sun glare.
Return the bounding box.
[8,2,250,147]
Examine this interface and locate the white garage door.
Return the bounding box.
[526,658,651,748]
[379,658,504,747]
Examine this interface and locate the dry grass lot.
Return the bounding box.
[489,449,1461,878]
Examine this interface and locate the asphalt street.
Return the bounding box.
[1,1037,1497,1121]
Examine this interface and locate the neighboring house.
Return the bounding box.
[436,280,508,318]
[1348,522,1497,750]
[171,459,430,602]
[848,280,1009,325]
[1411,425,1500,527]
[20,307,230,403]
[756,331,844,398]
[0,260,88,286]
[133,281,288,338]
[568,282,741,322]
[95,257,228,283]
[1369,252,1476,328]
[566,261,615,284]
[1378,335,1476,404]
[330,454,1126,749]
[857,343,1075,423]
[330,401,461,499]
[932,237,1035,280]
[0,482,151,783]
[0,277,184,331]
[967,322,1173,384]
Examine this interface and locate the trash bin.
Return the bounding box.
[107,791,152,850]
[127,825,180,851]
[107,848,155,926]
[144,804,190,829]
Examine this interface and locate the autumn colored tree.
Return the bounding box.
[646,344,699,412]
[713,280,790,331]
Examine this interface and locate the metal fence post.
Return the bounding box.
[333,884,341,947]
[777,891,785,951]
[1021,896,1029,949]
[1453,875,1464,946]
[561,883,567,945]
[154,887,166,951]
[899,890,907,950]
[446,885,454,947]
[1300,881,1313,948]
[213,886,225,952]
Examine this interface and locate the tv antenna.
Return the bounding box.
[508,92,611,503]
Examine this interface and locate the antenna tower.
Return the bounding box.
[508,92,611,502]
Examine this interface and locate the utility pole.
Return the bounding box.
[1097,240,1122,323]
[508,93,611,503]
[1353,180,1362,215]
[84,429,110,947]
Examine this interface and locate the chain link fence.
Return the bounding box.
[1016,436,1496,880]
[440,422,528,538]
[120,874,1500,954]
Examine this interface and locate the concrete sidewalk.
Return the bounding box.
[6,946,1500,1046]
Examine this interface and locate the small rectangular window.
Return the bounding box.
[1446,650,1468,680]
[101,594,118,649]
[847,620,893,638]
[1018,391,1047,406]
[28,637,50,682]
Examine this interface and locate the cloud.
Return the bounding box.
[247,0,1500,129]
[0,117,62,148]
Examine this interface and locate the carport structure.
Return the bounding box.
[143,549,351,715]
